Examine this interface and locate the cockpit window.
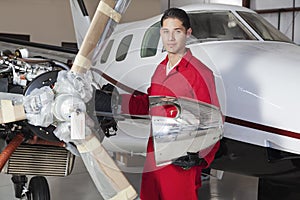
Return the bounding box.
[141,22,161,58]
[187,11,256,44]
[237,11,293,43]
[116,34,133,61]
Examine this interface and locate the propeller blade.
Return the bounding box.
[1,1,136,198]
[63,0,137,199]
[71,0,122,74]
[76,133,137,200]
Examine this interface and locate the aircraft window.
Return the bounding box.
[187,11,256,43]
[100,40,114,64]
[141,22,160,58]
[116,34,133,61]
[237,11,293,43]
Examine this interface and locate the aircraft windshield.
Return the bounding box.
[237,11,293,43]
[187,11,256,43]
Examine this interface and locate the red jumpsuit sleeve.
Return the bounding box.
[200,142,220,168]
[193,67,221,168]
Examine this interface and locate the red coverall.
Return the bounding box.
[122,49,220,200]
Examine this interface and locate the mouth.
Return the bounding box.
[167,44,176,48]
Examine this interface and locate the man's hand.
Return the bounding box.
[172,152,203,170]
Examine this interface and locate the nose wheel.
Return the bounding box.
[26,176,50,200]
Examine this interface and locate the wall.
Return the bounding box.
[0,0,298,45]
[169,0,242,7]
[250,0,300,10]
[0,0,75,45]
[161,0,242,11]
[250,0,300,44]
[0,0,160,46]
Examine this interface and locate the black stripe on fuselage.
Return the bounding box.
[225,116,300,139]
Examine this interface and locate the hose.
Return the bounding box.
[0,134,24,171]
[52,60,70,71]
[27,135,65,147]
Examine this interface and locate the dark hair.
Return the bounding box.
[160,8,191,30]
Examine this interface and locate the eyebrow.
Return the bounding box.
[161,27,185,31]
[174,27,184,31]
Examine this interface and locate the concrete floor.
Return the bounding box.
[0,156,258,200]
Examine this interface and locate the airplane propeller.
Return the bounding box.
[56,0,137,198]
[0,0,137,199]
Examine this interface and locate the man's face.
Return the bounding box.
[160,17,192,55]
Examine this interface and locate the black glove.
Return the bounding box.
[172,152,203,170]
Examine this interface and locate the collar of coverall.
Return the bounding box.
[162,48,193,72]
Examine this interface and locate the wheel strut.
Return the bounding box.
[11,175,28,199]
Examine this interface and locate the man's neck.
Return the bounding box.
[167,49,186,66]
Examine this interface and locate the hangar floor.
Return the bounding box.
[0,156,258,200]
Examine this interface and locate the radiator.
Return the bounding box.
[5,144,75,177]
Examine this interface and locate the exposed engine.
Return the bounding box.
[0,48,71,141]
[0,47,76,200]
[0,48,70,94]
[0,47,118,142]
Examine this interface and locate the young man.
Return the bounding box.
[122,8,220,199]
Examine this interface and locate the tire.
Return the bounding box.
[27,176,50,200]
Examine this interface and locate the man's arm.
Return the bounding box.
[193,63,221,168]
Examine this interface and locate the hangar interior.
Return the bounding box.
[0,0,300,200]
[0,0,299,45]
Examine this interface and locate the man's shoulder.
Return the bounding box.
[188,56,213,75]
[185,49,212,72]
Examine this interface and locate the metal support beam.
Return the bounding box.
[292,0,295,41]
[242,0,250,8]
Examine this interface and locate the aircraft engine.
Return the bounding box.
[0,48,69,91]
[0,47,76,199]
[0,48,70,141]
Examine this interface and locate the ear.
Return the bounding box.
[186,28,192,38]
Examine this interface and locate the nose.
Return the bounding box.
[168,32,175,41]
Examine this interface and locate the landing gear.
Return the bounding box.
[11,175,28,199]
[27,176,50,200]
[11,175,50,200]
